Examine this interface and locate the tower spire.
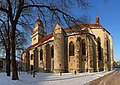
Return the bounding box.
[31,16,46,45]
[96,16,100,24]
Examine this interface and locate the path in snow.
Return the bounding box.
[0,71,113,85]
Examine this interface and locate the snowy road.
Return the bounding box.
[89,69,120,85]
[0,71,113,85]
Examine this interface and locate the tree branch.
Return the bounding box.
[0,28,7,49]
[0,7,8,13]
[0,18,7,32]
[14,0,24,25]
[7,0,13,23]
[22,5,76,21]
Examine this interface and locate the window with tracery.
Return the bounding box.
[40,49,43,60]
[82,39,86,55]
[69,41,74,56]
[97,37,102,61]
[51,46,54,58]
[31,54,33,60]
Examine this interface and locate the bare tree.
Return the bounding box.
[0,18,11,76]
[0,0,90,80]
[0,17,28,76]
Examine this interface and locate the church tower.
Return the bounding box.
[53,23,65,73]
[31,16,46,45]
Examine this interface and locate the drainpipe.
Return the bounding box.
[86,34,88,72]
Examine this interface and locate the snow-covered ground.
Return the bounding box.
[0,71,113,85]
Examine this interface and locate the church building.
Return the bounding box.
[22,16,114,73]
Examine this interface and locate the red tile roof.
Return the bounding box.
[79,24,103,28]
[30,33,53,48]
[64,23,103,30]
[28,23,106,49]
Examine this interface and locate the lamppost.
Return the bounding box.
[60,64,62,76]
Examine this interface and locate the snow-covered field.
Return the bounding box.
[0,71,113,85]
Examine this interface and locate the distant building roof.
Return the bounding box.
[27,22,110,50]
[0,58,6,61]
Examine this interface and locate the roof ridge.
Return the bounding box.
[30,33,53,48]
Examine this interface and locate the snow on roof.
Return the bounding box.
[81,27,94,35]
[30,33,53,48]
[64,24,103,31]
[66,32,79,36]
[36,36,54,47]
[88,28,94,35]
[29,23,107,49]
[81,27,86,30]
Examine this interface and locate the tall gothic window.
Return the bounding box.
[69,41,74,56]
[31,54,33,60]
[107,39,110,61]
[97,37,102,61]
[51,46,54,58]
[40,49,43,61]
[82,39,86,55]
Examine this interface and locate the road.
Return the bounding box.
[88,69,120,85]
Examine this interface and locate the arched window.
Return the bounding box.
[51,46,54,58]
[82,39,86,55]
[107,39,110,61]
[69,41,74,56]
[31,54,33,60]
[40,49,43,61]
[97,37,101,61]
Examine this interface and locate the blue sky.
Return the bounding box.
[24,0,120,60]
[0,0,120,60]
[27,1,119,61]
[89,0,120,60]
[0,1,119,61]
[81,0,120,60]
[27,1,120,60]
[71,0,120,60]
